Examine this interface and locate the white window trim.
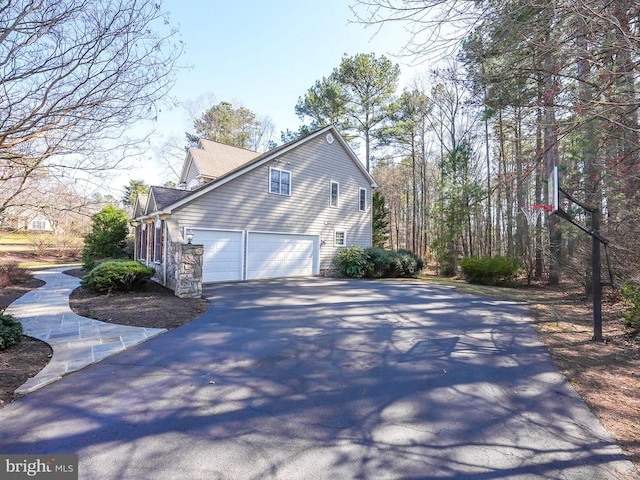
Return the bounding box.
[330,180,339,207]
[31,219,47,230]
[334,228,346,247]
[269,166,292,196]
[359,187,367,212]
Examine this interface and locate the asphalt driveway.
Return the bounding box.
[0,278,637,479]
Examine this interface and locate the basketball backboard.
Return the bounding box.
[547,165,559,213]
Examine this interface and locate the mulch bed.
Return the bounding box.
[66,268,209,330]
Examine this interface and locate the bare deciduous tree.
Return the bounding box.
[0,0,182,219]
[351,0,483,61]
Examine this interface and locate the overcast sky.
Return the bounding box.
[121,0,421,189]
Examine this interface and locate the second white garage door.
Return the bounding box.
[246,232,318,280]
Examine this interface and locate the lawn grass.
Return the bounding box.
[0,233,34,245]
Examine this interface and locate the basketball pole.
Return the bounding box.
[555,187,607,342]
[592,207,603,342]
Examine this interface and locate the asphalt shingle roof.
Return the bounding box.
[150,186,191,211]
[189,140,260,180]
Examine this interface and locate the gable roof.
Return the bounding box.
[180,139,260,184]
[150,186,191,210]
[135,125,376,218]
[133,194,148,217]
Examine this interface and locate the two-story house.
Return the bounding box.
[131,125,376,294]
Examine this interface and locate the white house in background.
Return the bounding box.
[131,125,376,290]
[27,216,53,232]
[1,208,54,232]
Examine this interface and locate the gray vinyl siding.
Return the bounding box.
[148,193,158,212]
[184,157,199,187]
[172,134,372,272]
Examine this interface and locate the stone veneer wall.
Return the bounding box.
[166,242,203,298]
[165,241,178,291]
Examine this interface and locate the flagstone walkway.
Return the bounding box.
[5,267,166,395]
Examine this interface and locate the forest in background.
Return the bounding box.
[320,1,640,292]
[171,2,640,293]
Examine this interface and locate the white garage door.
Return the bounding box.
[247,232,318,280]
[192,229,243,282]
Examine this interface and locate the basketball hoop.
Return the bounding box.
[532,203,553,213]
[521,204,551,226]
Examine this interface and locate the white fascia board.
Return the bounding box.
[178,150,194,184]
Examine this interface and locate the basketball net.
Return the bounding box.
[521,204,552,226]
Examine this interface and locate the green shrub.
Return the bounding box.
[81,260,155,294]
[333,245,368,278]
[82,205,130,269]
[364,247,393,278]
[621,282,640,331]
[0,263,33,287]
[459,256,521,286]
[0,314,23,351]
[334,247,424,279]
[394,249,425,277]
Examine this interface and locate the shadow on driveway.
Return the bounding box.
[0,278,636,479]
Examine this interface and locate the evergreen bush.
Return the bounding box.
[333,245,368,278]
[81,260,155,294]
[459,256,521,286]
[394,249,425,277]
[0,314,23,351]
[364,247,392,278]
[621,282,640,331]
[334,247,424,279]
[82,205,130,269]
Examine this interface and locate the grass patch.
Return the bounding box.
[0,233,35,245]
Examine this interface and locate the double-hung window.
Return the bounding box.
[335,229,346,247]
[330,181,339,207]
[270,167,291,196]
[359,188,367,211]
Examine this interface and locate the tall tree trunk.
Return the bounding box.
[412,138,418,253]
[515,108,527,259]
[613,2,640,198]
[499,110,514,257]
[535,92,544,280]
[494,114,503,256]
[483,68,492,257]
[365,127,371,173]
[420,139,429,258]
[543,36,561,285]
[576,12,600,296]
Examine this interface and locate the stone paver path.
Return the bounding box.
[5,267,166,395]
